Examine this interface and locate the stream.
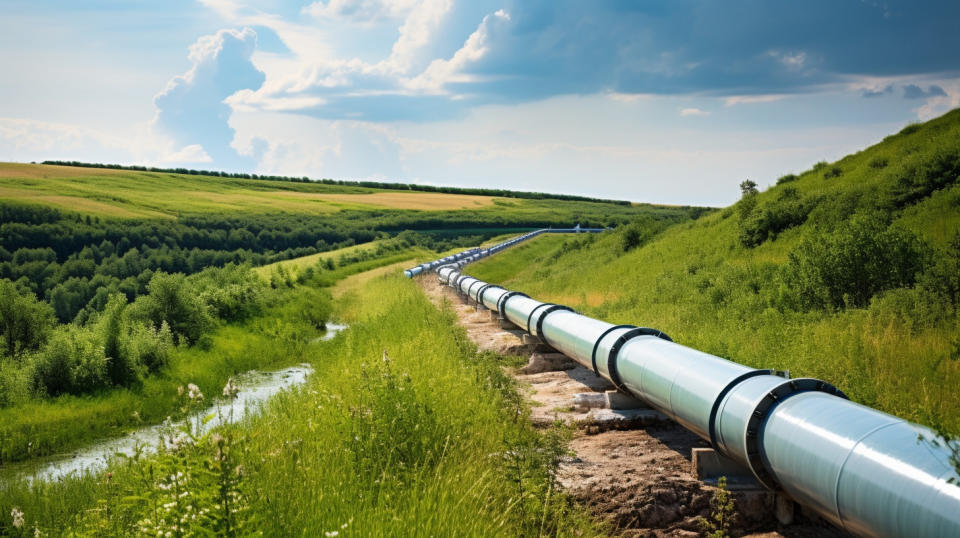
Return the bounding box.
[3,322,348,483]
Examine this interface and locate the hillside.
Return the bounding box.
[0,163,702,325]
[469,108,960,432]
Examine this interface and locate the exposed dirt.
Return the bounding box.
[418,276,844,537]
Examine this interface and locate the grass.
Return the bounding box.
[253,241,388,279]
[468,109,960,433]
[0,273,601,536]
[0,163,498,217]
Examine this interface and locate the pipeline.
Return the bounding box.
[402,225,604,278]
[429,240,960,537]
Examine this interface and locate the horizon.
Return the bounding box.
[2,1,959,206]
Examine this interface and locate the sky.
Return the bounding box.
[1,1,959,206]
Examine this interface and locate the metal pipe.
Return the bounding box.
[435,268,960,537]
[404,226,605,278]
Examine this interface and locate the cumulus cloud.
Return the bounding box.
[199,0,960,122]
[152,27,265,170]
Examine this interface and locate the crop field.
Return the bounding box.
[0,163,498,217]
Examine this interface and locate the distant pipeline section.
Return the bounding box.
[403,225,603,278]
[411,231,960,538]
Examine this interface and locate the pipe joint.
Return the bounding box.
[606,327,673,392]
[743,378,847,491]
[497,291,528,318]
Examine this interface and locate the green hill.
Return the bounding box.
[469,108,960,432]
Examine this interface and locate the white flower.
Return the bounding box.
[11,507,24,528]
[187,383,203,401]
[324,532,339,537]
[222,378,239,399]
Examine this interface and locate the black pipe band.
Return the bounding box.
[525,302,556,334]
[497,291,528,319]
[467,280,484,301]
[590,325,636,375]
[707,369,777,454]
[476,284,503,305]
[606,327,673,392]
[743,378,847,491]
[534,305,574,345]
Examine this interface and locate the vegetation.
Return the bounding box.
[0,274,600,536]
[40,159,633,205]
[470,108,960,433]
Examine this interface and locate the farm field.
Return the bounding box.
[0,162,499,216]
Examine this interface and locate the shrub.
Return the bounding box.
[122,321,174,373]
[32,326,110,396]
[812,161,829,172]
[900,123,922,136]
[823,166,844,179]
[869,157,889,169]
[776,173,798,185]
[126,272,214,345]
[193,264,266,322]
[0,279,56,359]
[738,190,817,248]
[619,216,668,252]
[781,213,926,310]
[888,144,960,208]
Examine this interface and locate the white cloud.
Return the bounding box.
[679,107,709,117]
[303,0,419,23]
[724,94,786,106]
[162,144,212,163]
[405,8,507,92]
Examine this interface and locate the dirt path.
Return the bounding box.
[418,277,844,537]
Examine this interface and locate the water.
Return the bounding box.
[4,322,348,483]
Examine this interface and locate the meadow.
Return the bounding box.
[469,109,960,433]
[0,271,601,536]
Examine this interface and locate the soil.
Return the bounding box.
[419,276,845,537]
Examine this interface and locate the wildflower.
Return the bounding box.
[324,532,339,537]
[11,507,24,528]
[187,383,203,401]
[177,385,184,397]
[222,378,240,399]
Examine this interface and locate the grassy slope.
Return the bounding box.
[470,111,960,432]
[0,163,498,216]
[1,273,600,536]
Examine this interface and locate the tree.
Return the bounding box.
[739,179,758,197]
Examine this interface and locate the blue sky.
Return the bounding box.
[1,1,958,205]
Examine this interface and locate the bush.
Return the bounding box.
[0,279,56,359]
[776,173,798,185]
[823,166,844,179]
[738,189,817,248]
[127,272,214,345]
[121,321,173,373]
[32,326,110,396]
[869,157,889,169]
[619,216,668,252]
[781,213,926,310]
[193,264,266,322]
[888,144,960,208]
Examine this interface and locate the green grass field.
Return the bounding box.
[0,162,502,217]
